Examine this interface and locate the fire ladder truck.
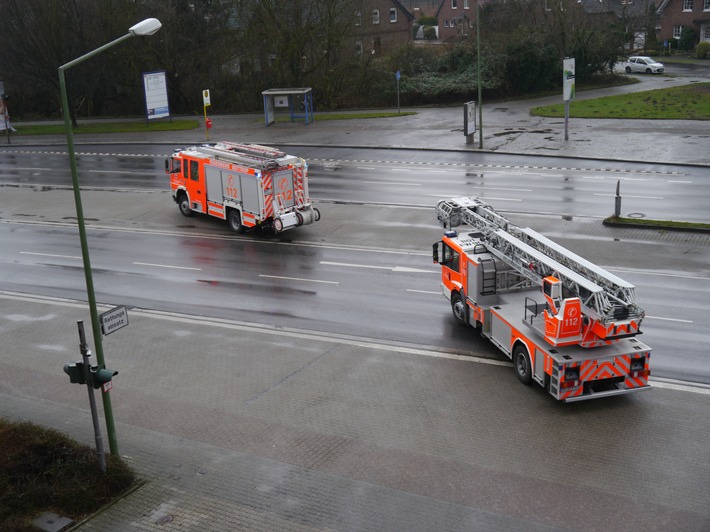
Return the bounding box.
[166,141,320,233]
[433,196,651,402]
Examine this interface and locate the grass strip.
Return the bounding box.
[12,119,200,136]
[604,216,710,231]
[532,82,710,119]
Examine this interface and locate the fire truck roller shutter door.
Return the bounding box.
[205,166,223,203]
[241,173,260,214]
[274,169,295,208]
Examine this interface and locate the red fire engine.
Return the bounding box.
[433,196,651,402]
[166,141,319,233]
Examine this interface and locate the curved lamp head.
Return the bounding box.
[129,18,162,37]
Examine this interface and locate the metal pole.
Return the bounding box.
[58,32,134,457]
[78,321,106,473]
[564,100,569,141]
[2,97,9,144]
[476,0,483,149]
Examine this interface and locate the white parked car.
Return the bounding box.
[624,56,664,74]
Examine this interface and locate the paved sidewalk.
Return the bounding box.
[6,70,710,166]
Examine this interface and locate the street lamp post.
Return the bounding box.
[58,18,161,456]
[476,0,483,149]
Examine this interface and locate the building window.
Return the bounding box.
[372,9,380,24]
[390,8,397,22]
[464,0,470,7]
[452,0,458,8]
[355,40,363,55]
[354,11,361,27]
[444,19,449,27]
[704,0,710,10]
[705,25,710,38]
[683,0,692,10]
[673,25,683,38]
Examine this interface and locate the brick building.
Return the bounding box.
[657,0,710,44]
[353,0,415,56]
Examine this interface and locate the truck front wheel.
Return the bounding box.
[178,195,193,217]
[514,345,533,385]
[451,293,467,326]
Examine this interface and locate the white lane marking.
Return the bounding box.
[133,262,202,271]
[356,166,376,170]
[425,194,523,202]
[2,218,429,257]
[668,180,692,184]
[407,289,440,295]
[88,170,149,175]
[644,315,693,324]
[3,289,710,394]
[594,193,663,200]
[0,167,51,171]
[259,274,339,285]
[362,180,421,186]
[651,378,710,395]
[608,268,710,281]
[20,251,81,259]
[320,261,435,274]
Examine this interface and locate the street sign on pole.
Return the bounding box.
[203,89,211,141]
[395,70,401,114]
[563,57,575,141]
[99,305,128,335]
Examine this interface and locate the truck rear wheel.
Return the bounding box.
[514,344,533,385]
[451,293,467,326]
[178,195,193,217]
[227,210,245,234]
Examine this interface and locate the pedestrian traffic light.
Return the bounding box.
[90,365,118,389]
[63,362,87,385]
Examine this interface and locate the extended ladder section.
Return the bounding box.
[436,197,644,325]
[196,142,285,170]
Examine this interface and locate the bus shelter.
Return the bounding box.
[262,88,313,126]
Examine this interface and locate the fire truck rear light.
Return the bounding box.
[561,380,578,389]
[632,370,650,379]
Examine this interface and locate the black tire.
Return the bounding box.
[451,292,467,326]
[514,344,533,385]
[625,66,631,74]
[313,208,321,221]
[296,212,304,226]
[178,194,193,217]
[273,218,283,233]
[227,210,245,234]
[645,68,652,74]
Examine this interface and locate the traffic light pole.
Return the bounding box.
[78,321,107,473]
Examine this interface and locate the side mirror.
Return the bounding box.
[433,241,451,264]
